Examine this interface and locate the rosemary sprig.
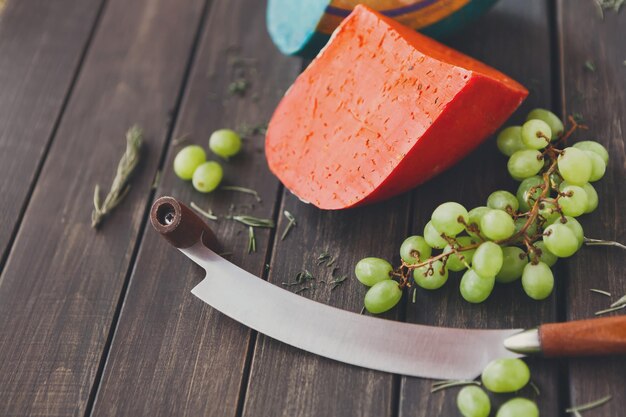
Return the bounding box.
[221,185,262,203]
[584,60,596,72]
[589,288,611,297]
[247,226,256,253]
[529,381,541,396]
[282,269,315,287]
[328,274,348,290]
[280,210,297,240]
[431,379,481,393]
[151,170,161,190]
[610,294,626,308]
[595,0,624,18]
[228,78,249,96]
[317,251,338,267]
[595,304,625,316]
[317,252,331,265]
[91,126,142,228]
[237,123,268,138]
[584,237,626,250]
[566,395,611,415]
[228,214,274,228]
[190,202,218,221]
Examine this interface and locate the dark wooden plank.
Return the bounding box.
[242,194,410,413]
[398,1,560,416]
[0,0,207,414]
[0,0,104,266]
[558,1,626,414]
[89,1,301,416]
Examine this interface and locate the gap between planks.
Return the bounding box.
[82,0,214,415]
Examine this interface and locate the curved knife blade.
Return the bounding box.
[183,239,522,380]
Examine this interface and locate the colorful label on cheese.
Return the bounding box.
[318,0,470,34]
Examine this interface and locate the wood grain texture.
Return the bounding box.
[398,1,560,416]
[89,1,301,416]
[0,0,104,266]
[540,316,626,357]
[558,0,626,414]
[241,195,410,416]
[0,0,207,414]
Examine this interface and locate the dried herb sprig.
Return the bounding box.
[595,0,624,18]
[228,78,249,96]
[247,226,256,253]
[228,214,274,228]
[584,237,626,250]
[92,126,142,228]
[594,291,626,315]
[282,269,315,287]
[566,395,612,416]
[221,185,262,202]
[280,210,297,240]
[584,60,596,72]
[431,379,481,393]
[191,202,218,221]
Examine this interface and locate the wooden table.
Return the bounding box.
[0,0,624,415]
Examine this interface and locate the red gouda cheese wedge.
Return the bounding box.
[266,5,528,209]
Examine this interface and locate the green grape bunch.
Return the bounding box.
[355,109,611,314]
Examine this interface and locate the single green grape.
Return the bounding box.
[551,215,583,248]
[558,147,592,185]
[473,241,503,278]
[521,119,552,149]
[192,161,223,193]
[467,206,490,237]
[496,126,526,157]
[481,358,530,393]
[496,246,528,283]
[355,258,392,286]
[559,184,588,217]
[584,150,606,182]
[480,209,516,241]
[534,241,558,267]
[573,140,609,164]
[413,260,448,290]
[487,190,519,212]
[526,108,564,137]
[400,236,432,264]
[543,223,579,257]
[456,386,491,417]
[496,398,539,417]
[444,236,478,272]
[364,280,402,314]
[522,261,554,300]
[507,149,544,179]
[209,129,242,158]
[460,269,495,303]
[516,176,543,211]
[431,202,469,236]
[424,221,447,249]
[582,182,598,213]
[173,145,206,180]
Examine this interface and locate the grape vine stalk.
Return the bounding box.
[355,109,623,313]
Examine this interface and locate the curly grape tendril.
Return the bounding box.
[356,111,620,313]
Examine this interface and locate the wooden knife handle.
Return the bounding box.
[540,315,626,357]
[150,196,221,251]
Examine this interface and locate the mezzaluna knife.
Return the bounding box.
[150,196,626,380]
